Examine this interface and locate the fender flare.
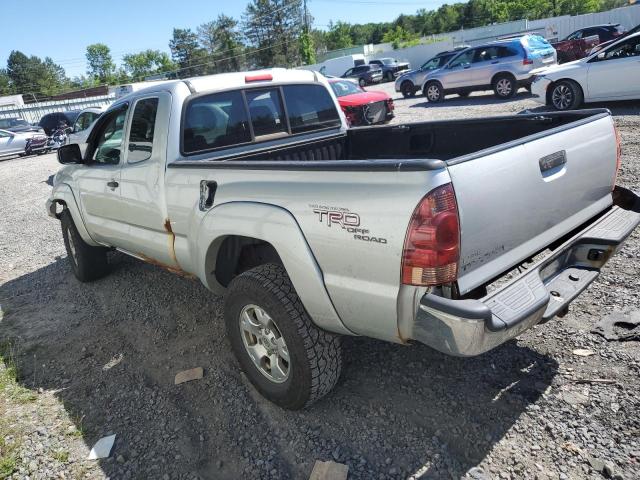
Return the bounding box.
[48,183,100,247]
[193,201,354,336]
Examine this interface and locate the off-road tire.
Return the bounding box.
[60,209,109,282]
[493,74,517,99]
[424,81,444,103]
[225,263,342,410]
[401,81,415,98]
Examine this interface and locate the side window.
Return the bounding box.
[282,85,341,134]
[0,131,10,138]
[568,31,582,40]
[602,37,640,60]
[473,47,500,63]
[91,106,128,165]
[245,89,287,138]
[183,90,251,154]
[498,47,518,58]
[344,68,353,76]
[128,98,159,163]
[449,49,474,67]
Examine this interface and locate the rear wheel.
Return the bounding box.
[424,82,444,103]
[493,74,517,99]
[401,81,415,98]
[549,80,583,110]
[60,209,109,282]
[224,264,342,409]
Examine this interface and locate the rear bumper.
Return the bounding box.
[411,188,640,357]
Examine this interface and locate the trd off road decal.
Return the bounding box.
[310,204,387,244]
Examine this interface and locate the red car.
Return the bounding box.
[328,78,394,127]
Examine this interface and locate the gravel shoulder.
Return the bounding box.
[0,87,639,480]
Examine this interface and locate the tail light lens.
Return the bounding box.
[386,98,395,111]
[523,58,533,65]
[613,124,622,190]
[401,183,460,286]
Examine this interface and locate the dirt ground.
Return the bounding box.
[1,85,639,480]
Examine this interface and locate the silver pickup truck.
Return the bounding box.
[47,69,640,409]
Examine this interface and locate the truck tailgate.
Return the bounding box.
[448,113,618,295]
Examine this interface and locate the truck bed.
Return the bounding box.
[173,110,607,165]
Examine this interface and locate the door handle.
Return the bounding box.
[107,180,119,189]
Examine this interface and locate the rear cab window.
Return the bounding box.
[181,84,341,156]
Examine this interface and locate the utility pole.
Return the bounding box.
[303,0,310,32]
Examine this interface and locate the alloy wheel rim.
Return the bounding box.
[497,79,512,96]
[427,85,440,101]
[552,85,573,110]
[67,228,78,265]
[239,304,290,383]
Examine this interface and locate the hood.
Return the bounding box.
[337,90,390,107]
[531,58,585,76]
[8,125,42,133]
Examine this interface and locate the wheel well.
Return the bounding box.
[51,199,67,219]
[491,72,515,85]
[212,235,283,287]
[401,79,414,89]
[546,78,584,104]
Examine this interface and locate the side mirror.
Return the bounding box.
[58,143,84,165]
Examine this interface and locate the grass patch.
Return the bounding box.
[0,342,36,404]
[52,449,69,463]
[0,418,20,479]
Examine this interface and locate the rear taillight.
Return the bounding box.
[401,183,460,286]
[523,58,533,65]
[613,124,622,190]
[386,98,395,111]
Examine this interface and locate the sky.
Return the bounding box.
[0,0,446,78]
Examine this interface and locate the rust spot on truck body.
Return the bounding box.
[135,218,195,279]
[137,252,196,279]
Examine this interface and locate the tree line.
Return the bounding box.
[0,0,629,98]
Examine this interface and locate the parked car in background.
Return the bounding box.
[341,65,383,87]
[421,35,556,102]
[68,107,104,151]
[328,78,394,126]
[395,48,465,98]
[0,129,48,158]
[532,31,640,110]
[0,117,44,134]
[551,24,624,63]
[368,58,410,82]
[38,110,81,136]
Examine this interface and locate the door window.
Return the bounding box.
[127,98,159,163]
[600,37,640,61]
[343,68,354,76]
[91,106,128,164]
[245,89,287,138]
[473,47,501,63]
[449,49,475,67]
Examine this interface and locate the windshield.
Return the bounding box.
[421,55,450,70]
[381,58,395,65]
[330,80,363,97]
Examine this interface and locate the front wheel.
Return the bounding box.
[424,82,444,103]
[60,209,110,282]
[549,80,583,110]
[224,264,342,409]
[401,81,415,98]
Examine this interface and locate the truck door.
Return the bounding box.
[74,103,129,246]
[116,92,177,266]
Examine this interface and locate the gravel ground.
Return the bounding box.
[0,85,639,480]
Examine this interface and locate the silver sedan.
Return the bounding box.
[0,128,48,159]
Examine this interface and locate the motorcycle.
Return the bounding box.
[47,126,72,150]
